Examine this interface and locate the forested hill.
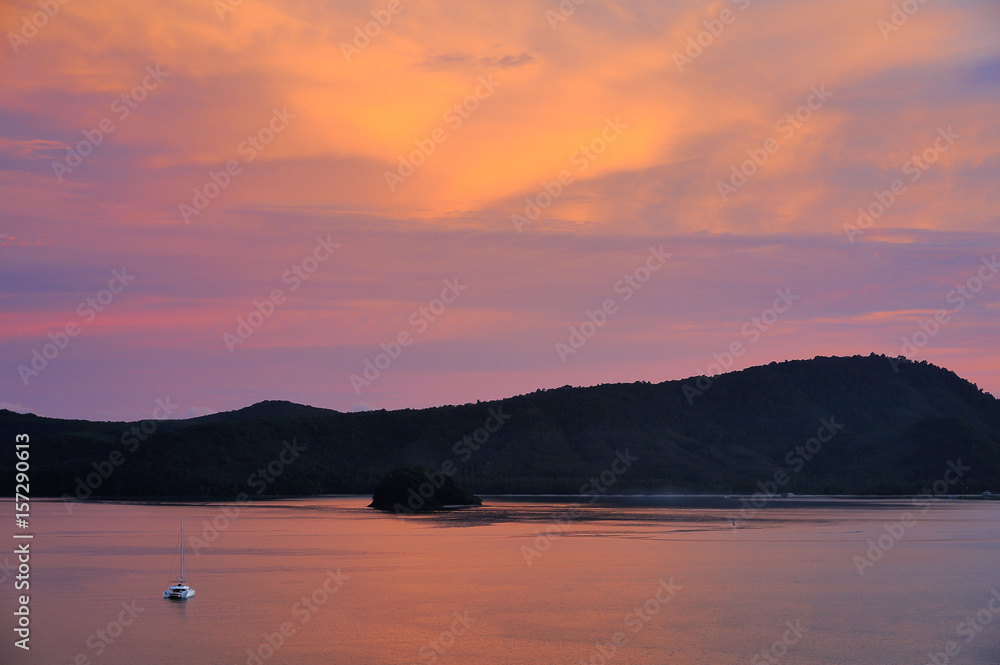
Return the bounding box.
[3,354,999,498]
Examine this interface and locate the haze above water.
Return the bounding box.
[3,497,999,665]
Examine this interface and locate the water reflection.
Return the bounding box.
[3,497,998,665]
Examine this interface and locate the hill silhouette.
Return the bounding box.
[2,354,998,498]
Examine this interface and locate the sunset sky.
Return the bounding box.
[2,0,998,420]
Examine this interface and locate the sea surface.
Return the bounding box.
[2,496,999,665]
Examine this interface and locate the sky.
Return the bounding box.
[1,0,998,421]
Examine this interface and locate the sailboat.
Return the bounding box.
[163,518,196,599]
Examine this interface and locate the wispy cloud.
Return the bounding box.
[1,0,998,418]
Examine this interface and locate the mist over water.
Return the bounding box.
[3,497,999,665]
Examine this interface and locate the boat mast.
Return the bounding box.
[179,517,185,582]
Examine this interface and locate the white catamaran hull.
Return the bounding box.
[163,586,195,599]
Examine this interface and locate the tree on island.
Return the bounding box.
[370,465,482,514]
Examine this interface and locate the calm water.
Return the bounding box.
[2,497,999,665]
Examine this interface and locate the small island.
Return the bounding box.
[369,465,482,514]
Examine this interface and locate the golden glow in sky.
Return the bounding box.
[1,0,998,418]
